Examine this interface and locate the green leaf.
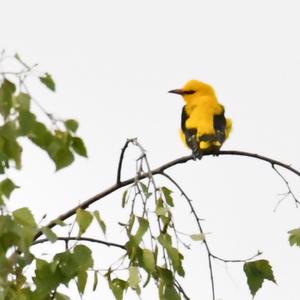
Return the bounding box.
[76,209,93,235]
[164,285,181,300]
[121,190,128,208]
[243,259,276,297]
[93,210,106,235]
[18,110,36,135]
[190,233,205,241]
[71,136,88,157]
[141,249,156,274]
[93,270,99,291]
[13,207,37,228]
[157,267,174,286]
[139,182,152,199]
[109,278,128,300]
[54,293,70,300]
[134,217,149,244]
[49,142,74,171]
[41,226,58,243]
[0,121,22,169]
[15,92,31,111]
[162,186,174,207]
[288,227,300,246]
[39,73,56,92]
[65,119,79,133]
[0,79,16,118]
[34,258,62,297]
[77,271,88,294]
[72,244,94,271]
[156,206,169,217]
[128,266,140,294]
[0,178,19,199]
[158,233,185,276]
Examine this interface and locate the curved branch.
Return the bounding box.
[116,138,133,184]
[32,236,126,250]
[34,150,300,240]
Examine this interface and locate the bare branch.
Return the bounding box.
[32,236,126,250]
[34,150,300,241]
[210,250,262,263]
[116,138,134,184]
[272,164,300,209]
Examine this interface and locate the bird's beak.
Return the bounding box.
[168,89,185,95]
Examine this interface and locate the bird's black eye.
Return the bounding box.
[183,90,196,95]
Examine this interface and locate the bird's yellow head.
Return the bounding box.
[168,79,215,102]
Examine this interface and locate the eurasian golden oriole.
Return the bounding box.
[169,80,232,158]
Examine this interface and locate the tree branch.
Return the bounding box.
[116,138,133,184]
[34,150,300,240]
[32,236,126,250]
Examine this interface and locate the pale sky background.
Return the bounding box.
[1,1,300,299]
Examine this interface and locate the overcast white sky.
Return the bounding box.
[2,1,300,299]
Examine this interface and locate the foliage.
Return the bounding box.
[243,260,276,297]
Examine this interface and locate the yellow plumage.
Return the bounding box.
[169,80,232,158]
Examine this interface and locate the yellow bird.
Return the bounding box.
[169,80,232,159]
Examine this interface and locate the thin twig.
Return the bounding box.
[32,236,126,250]
[116,139,134,184]
[210,250,262,263]
[272,164,300,209]
[174,278,190,300]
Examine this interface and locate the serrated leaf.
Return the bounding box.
[41,226,57,243]
[288,227,300,246]
[71,136,87,157]
[93,210,106,235]
[0,178,19,199]
[93,271,99,291]
[243,259,276,297]
[65,119,79,133]
[76,209,93,235]
[162,186,174,207]
[190,233,205,241]
[13,207,37,228]
[142,249,156,274]
[39,73,55,92]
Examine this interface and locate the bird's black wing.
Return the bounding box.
[213,108,226,143]
[181,106,202,158]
